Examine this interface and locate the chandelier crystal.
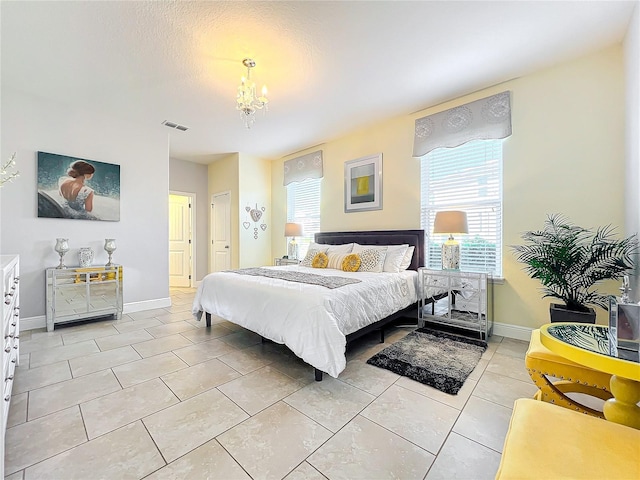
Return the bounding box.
[236,58,268,129]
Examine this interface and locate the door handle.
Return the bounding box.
[225,246,230,249]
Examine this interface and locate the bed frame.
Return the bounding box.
[311,229,425,380]
[204,229,426,381]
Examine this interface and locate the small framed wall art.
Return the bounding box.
[344,153,382,213]
[37,151,120,221]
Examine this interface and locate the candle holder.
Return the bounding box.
[104,238,117,267]
[619,275,631,304]
[54,238,70,269]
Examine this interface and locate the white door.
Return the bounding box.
[169,194,192,287]
[211,192,231,272]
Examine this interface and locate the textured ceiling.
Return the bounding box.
[1,1,636,163]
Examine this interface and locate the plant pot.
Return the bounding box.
[549,303,596,324]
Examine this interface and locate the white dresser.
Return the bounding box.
[1,255,19,478]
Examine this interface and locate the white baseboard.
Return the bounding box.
[23,302,534,342]
[123,297,171,314]
[21,297,172,331]
[493,321,533,341]
[21,315,47,331]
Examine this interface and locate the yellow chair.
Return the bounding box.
[525,329,612,417]
[496,398,640,479]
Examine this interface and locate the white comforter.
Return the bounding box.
[192,266,418,378]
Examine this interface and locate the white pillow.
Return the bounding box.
[300,248,328,267]
[310,242,354,255]
[357,248,387,273]
[382,244,409,273]
[398,246,415,271]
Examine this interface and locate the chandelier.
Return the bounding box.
[236,58,268,129]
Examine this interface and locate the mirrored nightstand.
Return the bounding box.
[418,267,493,339]
[274,258,300,266]
[46,265,123,332]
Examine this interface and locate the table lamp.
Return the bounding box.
[433,211,468,270]
[285,222,303,260]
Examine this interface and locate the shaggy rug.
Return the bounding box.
[366,328,488,395]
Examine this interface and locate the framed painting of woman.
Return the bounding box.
[37,151,120,221]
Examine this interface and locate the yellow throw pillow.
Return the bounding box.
[312,252,328,268]
[342,253,361,272]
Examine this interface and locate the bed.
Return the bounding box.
[192,229,434,380]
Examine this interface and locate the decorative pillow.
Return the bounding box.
[382,244,409,273]
[310,243,354,255]
[311,252,328,268]
[398,246,415,271]
[341,254,361,272]
[327,253,348,270]
[300,248,327,267]
[352,244,388,254]
[357,248,387,273]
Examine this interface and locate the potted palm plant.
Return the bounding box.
[512,214,638,323]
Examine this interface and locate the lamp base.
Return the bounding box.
[288,239,299,260]
[56,252,67,269]
[441,238,460,270]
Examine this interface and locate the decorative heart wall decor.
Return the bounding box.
[250,208,262,222]
[244,203,268,239]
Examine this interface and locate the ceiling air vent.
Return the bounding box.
[162,120,189,131]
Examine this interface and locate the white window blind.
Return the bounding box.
[420,139,503,277]
[286,178,321,259]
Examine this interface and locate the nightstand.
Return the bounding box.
[274,258,300,266]
[418,267,493,338]
[46,265,123,332]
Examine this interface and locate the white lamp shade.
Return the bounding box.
[433,211,468,235]
[284,222,303,237]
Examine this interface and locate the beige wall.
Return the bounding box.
[239,153,272,268]
[208,153,272,269]
[501,45,624,328]
[624,3,640,296]
[208,154,240,269]
[271,45,626,331]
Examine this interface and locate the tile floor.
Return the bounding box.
[5,288,539,480]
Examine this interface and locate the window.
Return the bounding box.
[420,139,503,277]
[287,178,321,259]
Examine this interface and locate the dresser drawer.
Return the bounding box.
[1,254,19,478]
[2,351,16,430]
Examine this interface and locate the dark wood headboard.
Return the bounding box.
[314,229,425,271]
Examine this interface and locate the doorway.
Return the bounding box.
[211,191,231,272]
[169,192,195,287]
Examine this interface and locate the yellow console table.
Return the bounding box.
[540,323,640,429]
